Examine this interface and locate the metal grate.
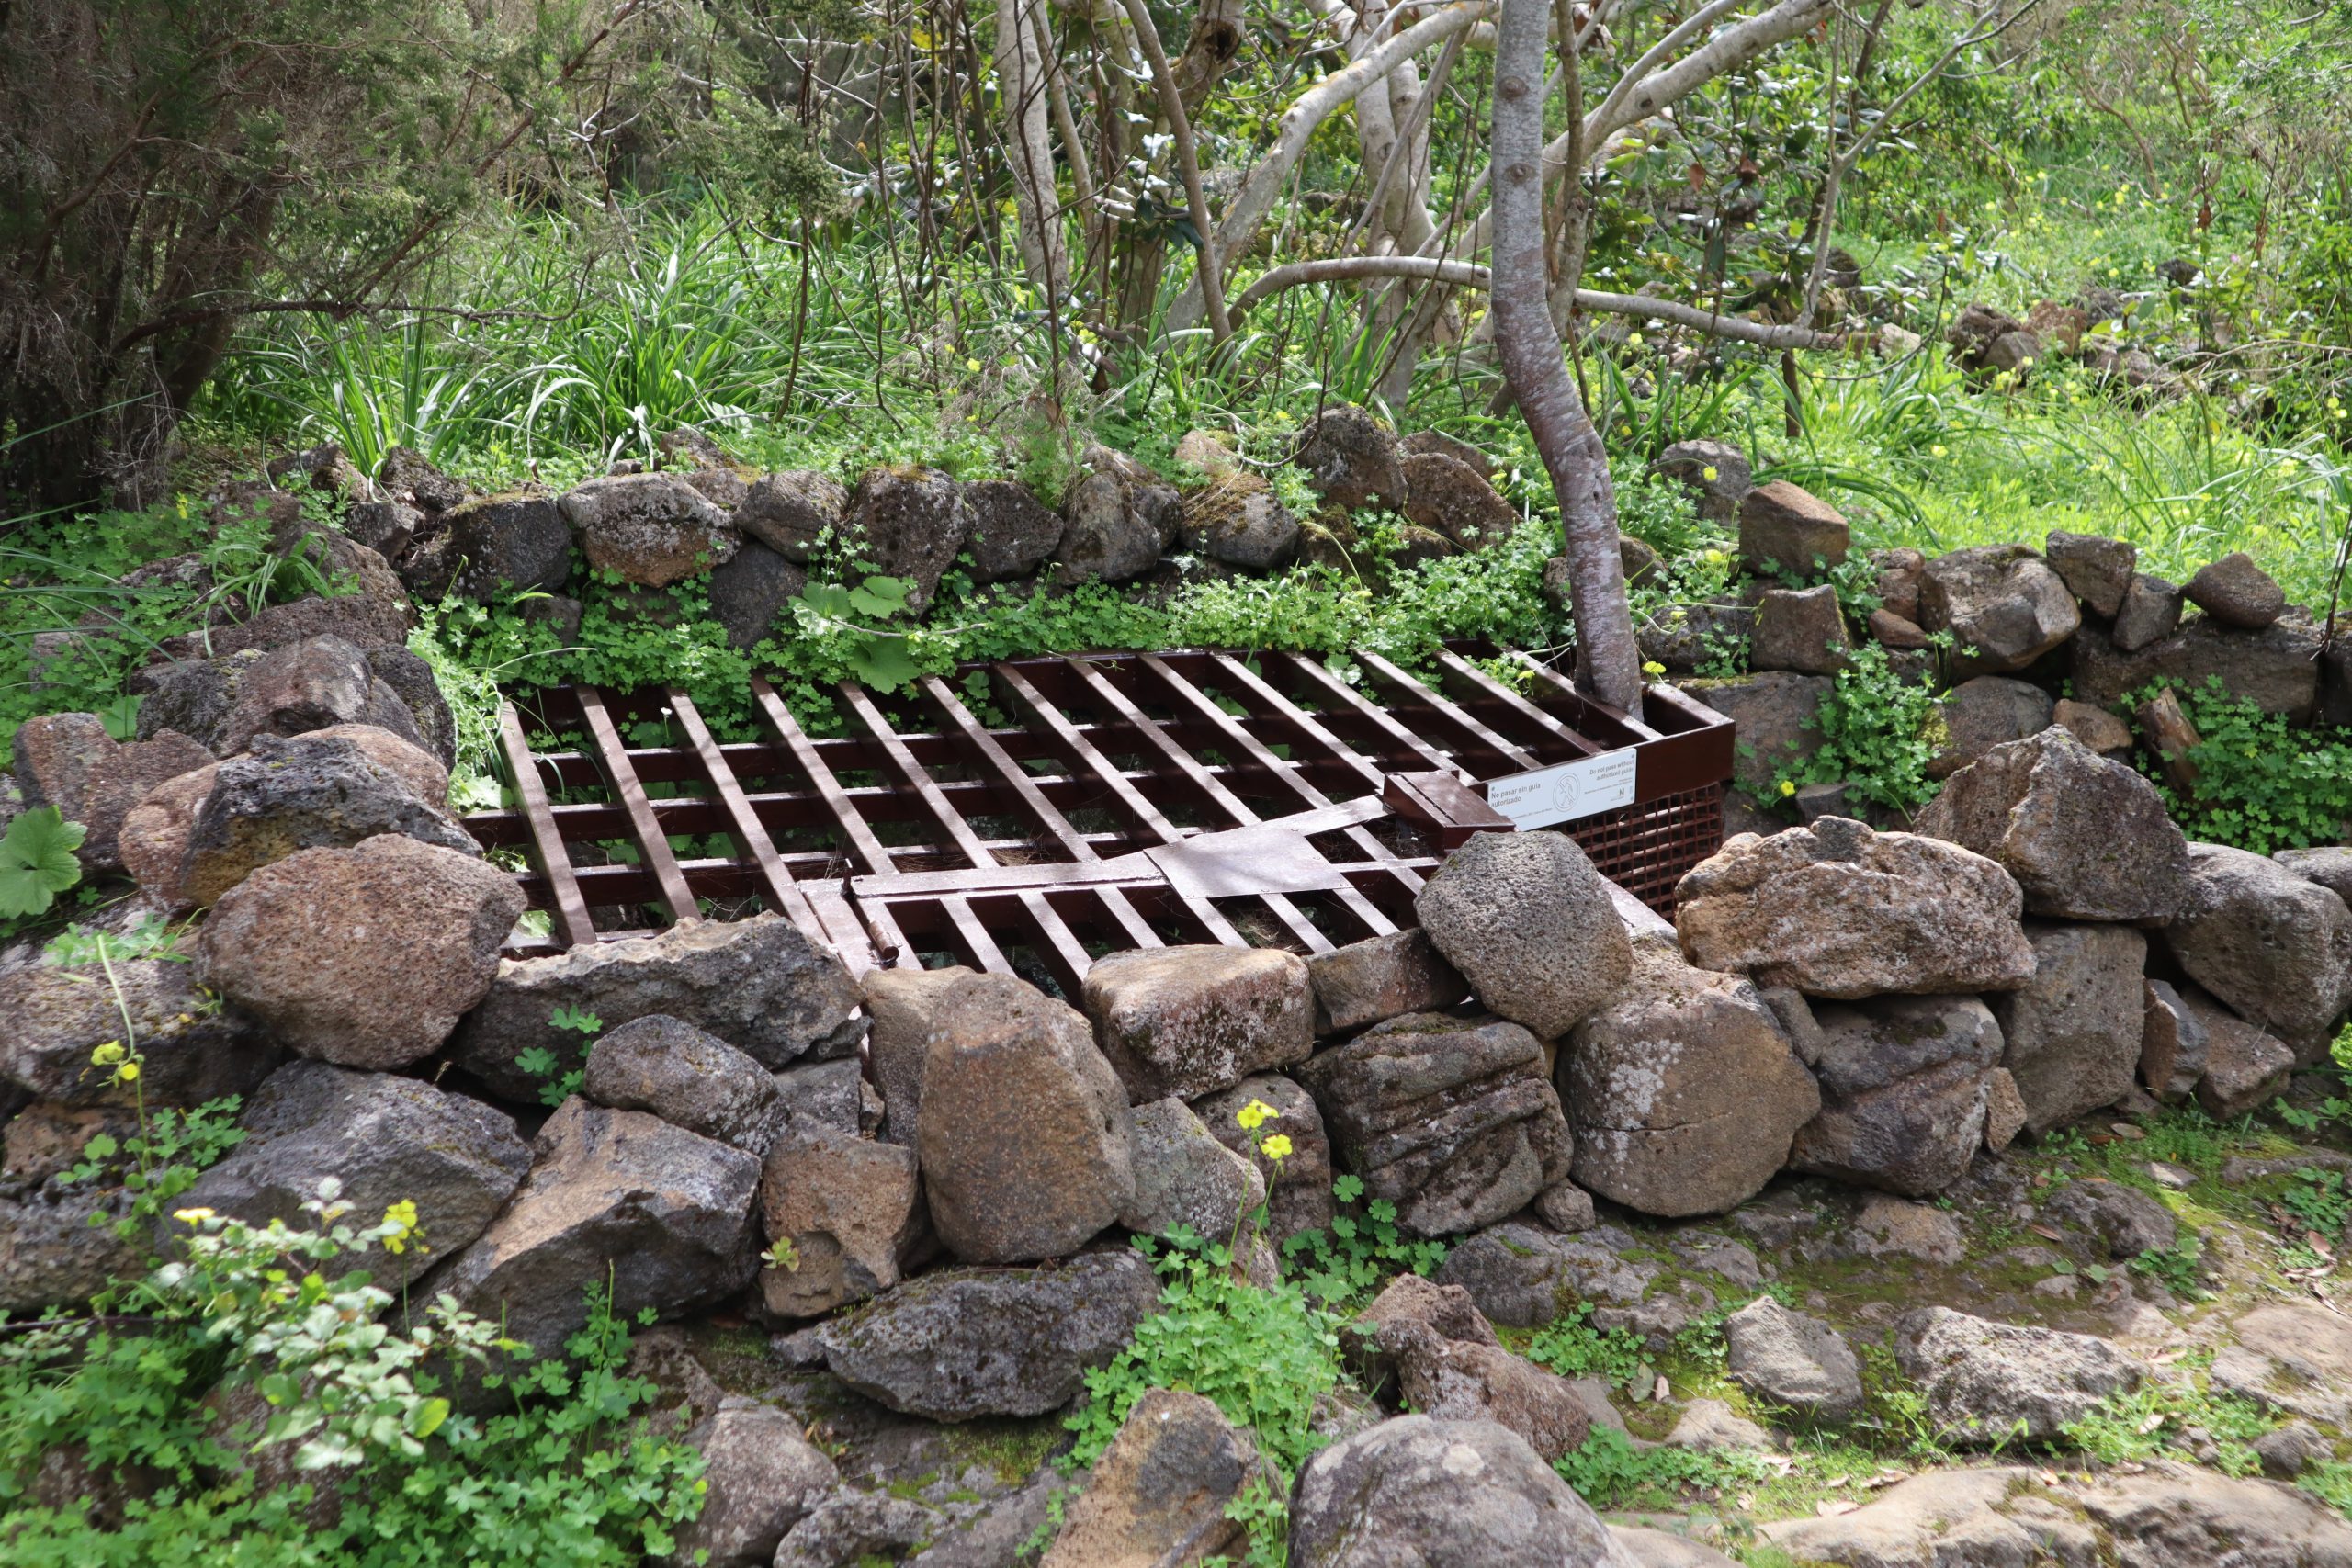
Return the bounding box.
[460,643,1734,992]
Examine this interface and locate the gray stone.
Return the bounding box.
[1296,1011,1572,1238]
[2185,552,2287,629]
[344,500,423,559]
[1294,405,1408,512]
[1288,1416,1626,1568]
[2112,571,2184,651]
[2046,530,2137,618]
[1346,1276,1589,1461]
[773,1057,876,1141]
[817,1250,1160,1420]
[425,494,571,600]
[1738,481,1849,576]
[362,647,454,772]
[1848,1192,1967,1263]
[1400,452,1519,551]
[1435,1220,1661,1329]
[0,958,272,1110]
[1684,671,1829,794]
[1872,547,1928,621]
[705,539,806,649]
[758,1125,924,1319]
[1562,939,1819,1218]
[1181,473,1299,569]
[1762,1468,2097,1567]
[2256,1421,2325,1481]
[582,1013,787,1155]
[1665,1399,1773,1451]
[1927,676,2054,781]
[962,479,1065,582]
[422,1099,761,1360]
[1195,1074,1337,1247]
[213,634,426,757]
[1918,545,2081,678]
[1081,945,1314,1101]
[449,914,864,1101]
[860,964,973,1147]
[844,466,972,615]
[1723,1295,1864,1420]
[172,1062,529,1289]
[1790,994,2005,1197]
[915,971,1134,1264]
[1637,600,1756,674]
[734,469,848,561]
[1651,439,1750,526]
[775,1491,947,1568]
[559,472,738,587]
[196,835,523,1070]
[1989,922,2149,1134]
[2052,697,2134,759]
[1057,446,1177,585]
[1917,727,2189,923]
[2212,1303,2352,1427]
[2165,842,2352,1056]
[2183,988,2294,1119]
[1415,830,1633,1038]
[1401,429,1494,479]
[1038,1388,1267,1567]
[2075,613,2324,721]
[2278,846,2352,907]
[2140,978,2209,1102]
[672,1396,840,1568]
[1674,817,2035,999]
[0,1184,146,1314]
[2073,1459,2352,1566]
[1894,1305,2143,1446]
[1308,929,1467,1034]
[1749,583,1849,674]
[1119,1096,1266,1244]
[2042,1178,2178,1260]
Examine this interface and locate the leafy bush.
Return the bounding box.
[1767,639,1949,815]
[2133,678,2352,853]
[1278,1175,1449,1307]
[1522,1304,1649,1388]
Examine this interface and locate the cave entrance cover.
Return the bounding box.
[460,643,1734,992]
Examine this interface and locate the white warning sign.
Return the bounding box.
[1484,750,1638,830]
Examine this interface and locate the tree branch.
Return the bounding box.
[1119,0,1234,342]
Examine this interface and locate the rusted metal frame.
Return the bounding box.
[1063,658,1336,955]
[1134,655,1400,939]
[1268,651,1459,773]
[665,687,831,944]
[990,661,1250,948]
[837,682,1014,976]
[573,688,699,924]
[919,675,1163,959]
[1509,656,1665,743]
[496,701,597,947]
[1432,649,1606,761]
[747,677,911,969]
[1351,651,1542,773]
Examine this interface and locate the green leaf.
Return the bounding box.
[98,694,142,742]
[847,575,911,619]
[411,1396,452,1439]
[848,634,921,693]
[0,807,86,919]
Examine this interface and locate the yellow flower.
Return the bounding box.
[174,1207,217,1224]
[1929,444,1947,458]
[1235,1099,1276,1132]
[90,1042,125,1066]
[1642,660,1666,678]
[1701,466,1718,482]
[966,357,982,374]
[1261,1134,1294,1162]
[115,1061,140,1083]
[380,1200,422,1256]
[1626,333,1645,350]
[1779,780,1797,797]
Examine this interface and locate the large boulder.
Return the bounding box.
[0,958,272,1110]
[1119,1096,1266,1245]
[2074,614,2324,720]
[581,1013,787,1155]
[1294,405,1408,512]
[422,1098,761,1359]
[1674,817,2034,999]
[2165,842,2352,1057]
[1057,446,1178,585]
[1039,1388,1270,1568]
[1561,939,1819,1217]
[1723,1296,1864,1421]
[412,494,571,600]
[2182,987,2294,1119]
[1894,1305,2143,1447]
[1415,830,1633,1038]
[1181,472,1299,569]
[1287,1416,1628,1568]
[914,971,1134,1264]
[12,713,215,874]
[558,472,738,587]
[1346,1276,1590,1461]
[175,729,479,908]
[733,469,848,561]
[1195,1073,1337,1247]
[1081,945,1314,1101]
[171,1062,530,1289]
[1917,545,2081,678]
[1988,922,2148,1134]
[448,914,863,1101]
[2045,530,2137,618]
[843,466,972,615]
[816,1249,1159,1420]
[671,1396,841,1568]
[1927,675,2053,780]
[1295,1011,1572,1237]
[196,835,524,1070]
[2184,552,2287,629]
[1916,727,2190,922]
[757,1125,924,1320]
[1789,994,2006,1197]
[1400,452,1519,550]
[1307,929,1467,1035]
[1737,480,1849,576]
[962,478,1066,582]
[1682,671,1829,793]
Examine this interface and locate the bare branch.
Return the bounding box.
[1119,0,1234,341]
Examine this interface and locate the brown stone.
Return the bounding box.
[759,1127,924,1319]
[2052,698,2133,759]
[1307,928,1468,1034]
[11,713,213,873]
[1083,945,1315,1101]
[1039,1389,1270,1568]
[1738,481,1849,576]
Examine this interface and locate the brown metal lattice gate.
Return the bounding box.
[459,644,1733,992]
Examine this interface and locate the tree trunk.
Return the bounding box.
[1487,0,1642,711]
[994,0,1070,302]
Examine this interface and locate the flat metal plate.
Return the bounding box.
[1146,826,1365,900]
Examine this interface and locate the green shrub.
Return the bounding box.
[2133,678,2352,853]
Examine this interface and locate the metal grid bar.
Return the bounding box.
[469,643,1735,972]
